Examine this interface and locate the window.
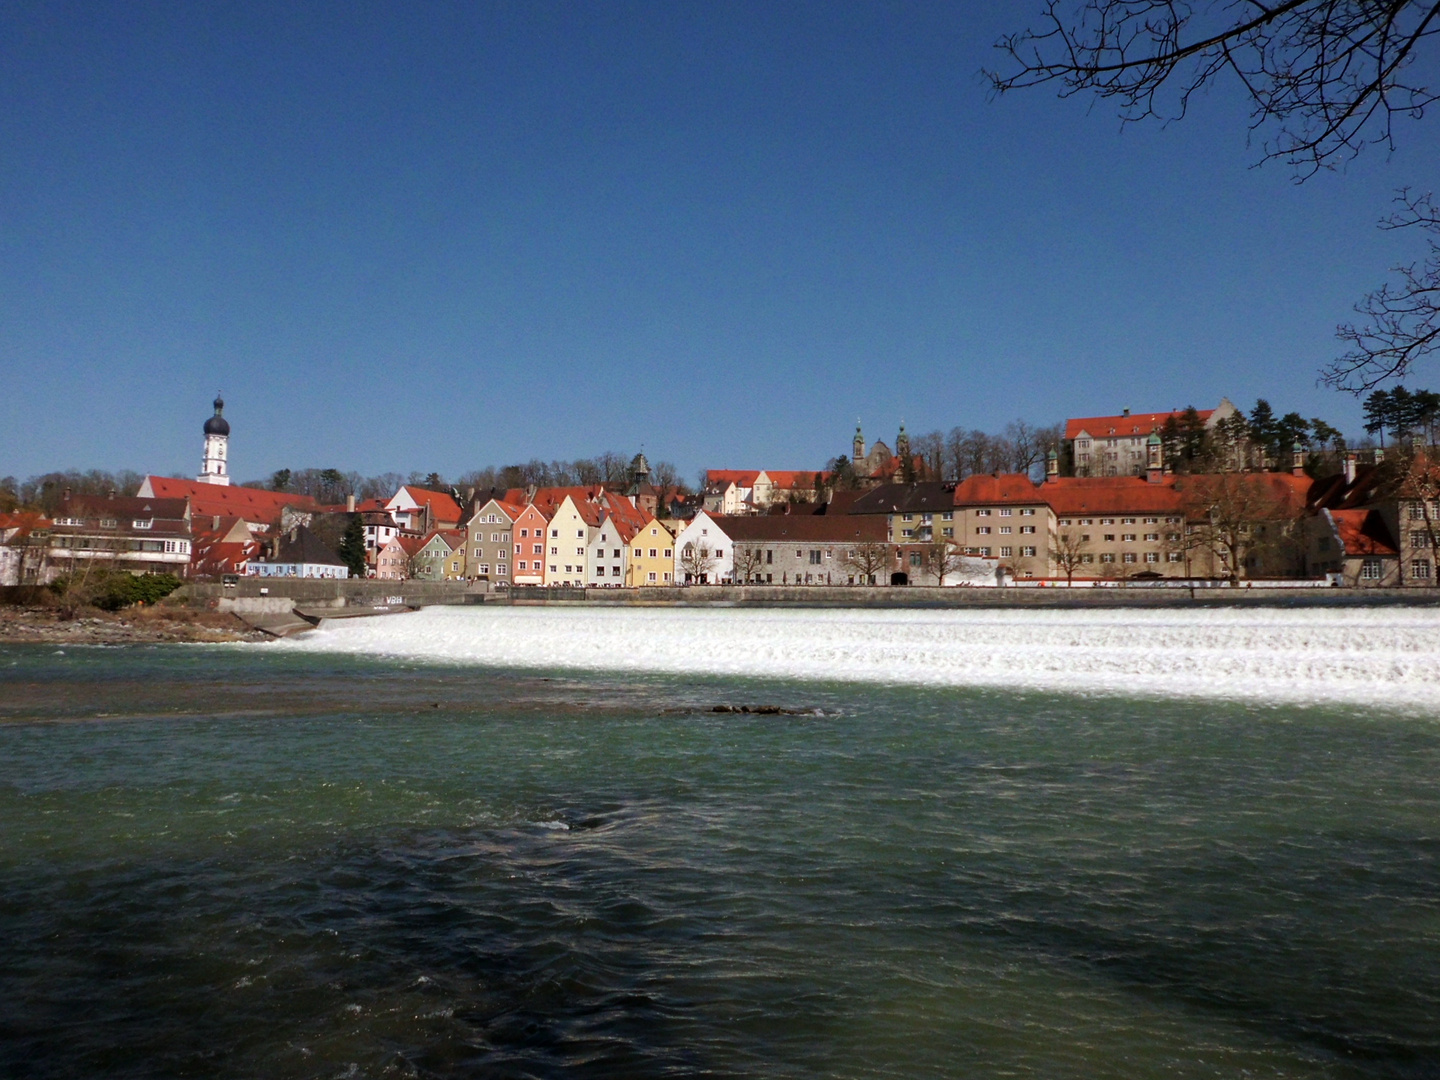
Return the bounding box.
[477,563,488,574]
[564,565,572,573]
[909,552,922,567]
[533,544,542,554]
[1412,559,1431,579]
[1058,519,1071,527]
[551,529,559,538]
[1082,554,1094,563]
[1101,553,1115,563]
[577,530,585,538]
[575,547,584,556]
[942,512,953,520]
[1020,508,1034,516]
[1144,517,1158,524]
[1166,516,1182,524]
[474,548,483,558]
[1145,552,1159,563]
[976,509,991,517]
[1122,534,1135,542]
[1020,525,1035,534]
[979,546,991,556]
[1144,533,1159,542]
[1081,534,1091,542]
[901,528,913,537]
[664,549,672,558]
[1101,518,1115,525]
[977,526,991,535]
[1122,517,1136,525]
[999,546,1013,557]
[942,528,954,537]
[1123,552,1137,563]
[1166,533,1181,543]
[101,519,117,529]
[521,528,529,537]
[1410,505,1426,520]
[902,514,914,521]
[1103,534,1115,542]
[1167,552,1182,562]
[518,561,527,570]
[1020,546,1036,557]
[766,550,773,564]
[648,572,657,582]
[999,526,1012,534]
[810,550,822,565]
[474,531,483,542]
[999,509,1012,517]
[550,546,558,555]
[1361,559,1383,580]
[1413,532,1432,547]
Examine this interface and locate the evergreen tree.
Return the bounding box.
[337,514,367,579]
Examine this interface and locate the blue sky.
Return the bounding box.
[2,1,1436,483]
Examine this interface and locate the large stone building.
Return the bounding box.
[1063,400,1239,477]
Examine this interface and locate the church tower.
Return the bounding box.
[198,396,231,486]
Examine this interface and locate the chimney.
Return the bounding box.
[107,488,116,499]
[1122,407,1131,417]
[1343,452,1357,484]
[346,494,356,512]
[212,515,220,531]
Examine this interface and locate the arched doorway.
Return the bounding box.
[890,572,908,586]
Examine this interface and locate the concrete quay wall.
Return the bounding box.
[179,579,1440,610]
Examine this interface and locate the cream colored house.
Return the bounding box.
[671,512,734,584]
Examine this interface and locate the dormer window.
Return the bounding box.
[133,519,153,529]
[100,518,117,529]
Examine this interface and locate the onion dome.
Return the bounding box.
[203,396,230,436]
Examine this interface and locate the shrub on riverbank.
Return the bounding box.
[50,571,183,613]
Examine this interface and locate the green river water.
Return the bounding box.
[1,639,1437,1078]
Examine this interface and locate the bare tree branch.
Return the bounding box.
[1323,189,1440,390]
[988,2,1440,177]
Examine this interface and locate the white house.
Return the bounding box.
[586,513,634,587]
[671,511,734,584]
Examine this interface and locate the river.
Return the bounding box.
[2,606,1438,1077]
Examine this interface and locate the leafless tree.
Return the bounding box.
[923,540,967,585]
[911,430,947,480]
[842,541,893,585]
[678,541,717,584]
[1050,528,1091,585]
[1327,190,1440,390]
[1179,473,1305,582]
[733,544,766,584]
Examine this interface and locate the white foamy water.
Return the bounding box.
[273,604,1440,709]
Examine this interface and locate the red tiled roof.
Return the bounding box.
[951,473,1049,507]
[191,538,259,577]
[0,510,51,538]
[1043,476,1186,515]
[706,470,761,487]
[1065,408,1214,441]
[394,486,463,523]
[1331,509,1398,556]
[140,477,319,524]
[763,470,831,488]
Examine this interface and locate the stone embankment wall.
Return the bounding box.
[177,579,1440,610]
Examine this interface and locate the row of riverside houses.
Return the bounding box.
[4,399,1437,589]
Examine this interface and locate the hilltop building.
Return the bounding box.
[198,396,231,486]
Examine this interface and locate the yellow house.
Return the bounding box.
[628,518,676,586]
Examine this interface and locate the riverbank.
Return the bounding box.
[0,605,269,644]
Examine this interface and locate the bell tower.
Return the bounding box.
[198,396,231,486]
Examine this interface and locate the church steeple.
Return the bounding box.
[198,395,231,486]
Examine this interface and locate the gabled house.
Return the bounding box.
[510,502,552,586]
[627,518,676,586]
[385,486,463,533]
[463,498,526,586]
[1313,508,1401,585]
[587,513,638,587]
[702,471,759,515]
[375,533,427,580]
[405,529,464,582]
[0,511,51,585]
[190,516,260,578]
[671,511,734,584]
